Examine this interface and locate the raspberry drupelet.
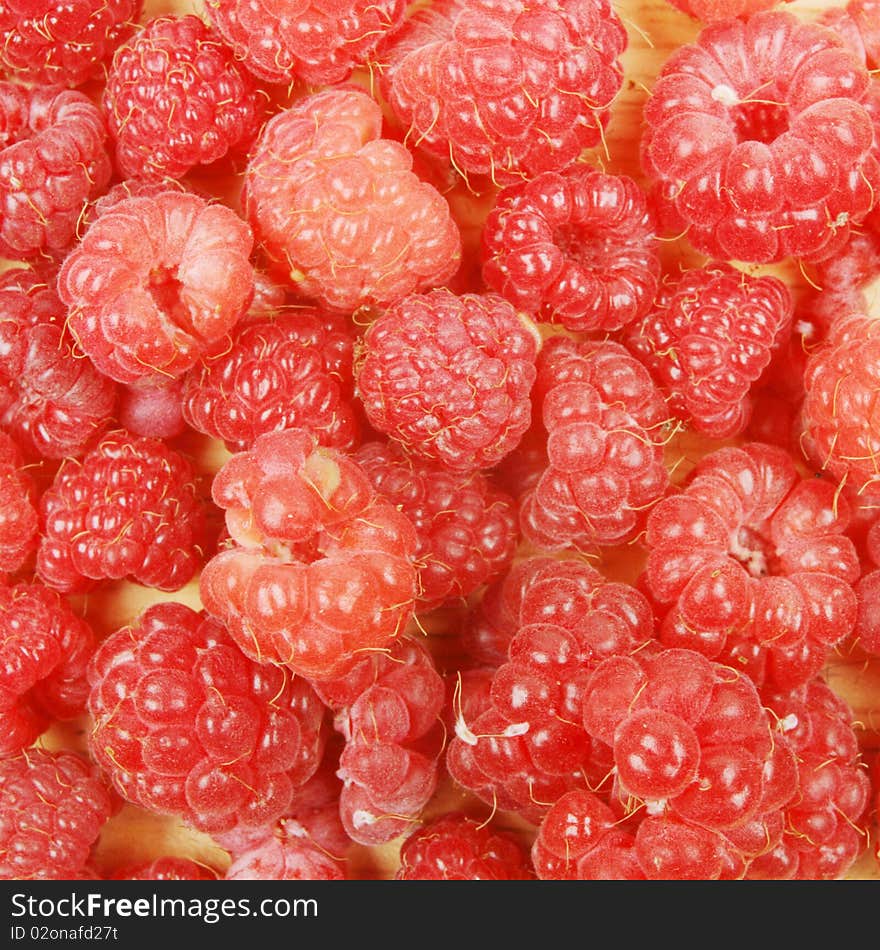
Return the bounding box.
[751,680,871,879]
[103,15,266,181]
[58,190,255,385]
[0,82,111,260]
[644,441,860,690]
[225,836,346,880]
[0,431,38,577]
[87,602,329,837]
[36,430,206,594]
[625,263,793,439]
[111,857,219,880]
[0,0,141,87]
[206,0,407,86]
[0,581,95,757]
[242,85,461,315]
[642,10,880,263]
[354,440,519,610]
[377,0,628,184]
[182,309,359,454]
[311,634,446,846]
[446,556,654,824]
[355,289,541,472]
[481,166,660,334]
[0,748,115,880]
[396,813,533,879]
[0,265,117,460]
[518,335,671,550]
[801,310,880,500]
[200,428,419,681]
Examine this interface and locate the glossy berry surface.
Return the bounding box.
[0,749,114,880]
[378,0,628,183]
[87,602,328,836]
[36,430,206,593]
[103,15,265,181]
[243,85,460,315]
[355,289,540,472]
[59,190,255,385]
[0,431,38,576]
[482,166,659,333]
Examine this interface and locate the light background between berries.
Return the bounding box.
[28,0,880,880]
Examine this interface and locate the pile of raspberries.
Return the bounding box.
[1,0,880,883]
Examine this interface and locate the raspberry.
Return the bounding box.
[355,289,540,472]
[644,442,860,690]
[579,647,799,878]
[0,0,141,86]
[111,857,219,880]
[200,428,418,681]
[182,310,359,454]
[801,310,880,499]
[87,602,328,836]
[0,82,111,260]
[446,557,653,823]
[0,748,114,880]
[0,431,38,577]
[118,378,186,441]
[625,263,793,439]
[0,264,116,460]
[58,190,255,385]
[396,813,533,879]
[481,166,660,333]
[312,634,445,846]
[354,440,518,609]
[0,581,94,757]
[377,0,627,183]
[225,836,346,880]
[642,11,880,263]
[242,85,461,315]
[206,0,407,86]
[519,336,671,549]
[36,430,206,594]
[855,569,880,655]
[103,15,266,181]
[752,680,871,879]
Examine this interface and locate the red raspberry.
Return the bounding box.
[579,647,799,878]
[36,430,206,594]
[118,377,186,441]
[242,85,461,315]
[855,569,880,655]
[625,263,793,439]
[103,15,266,181]
[87,602,328,836]
[355,289,540,472]
[446,557,653,824]
[200,428,418,681]
[801,310,880,499]
[354,440,518,609]
[642,11,880,263]
[312,635,445,846]
[751,680,871,879]
[0,431,37,576]
[644,442,860,690]
[396,813,533,880]
[0,82,111,260]
[519,336,671,549]
[111,857,219,880]
[481,167,660,333]
[0,748,115,880]
[182,310,359,453]
[377,0,627,184]
[0,581,94,757]
[0,265,116,460]
[225,836,346,880]
[0,0,141,86]
[206,0,407,86]
[58,190,255,385]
